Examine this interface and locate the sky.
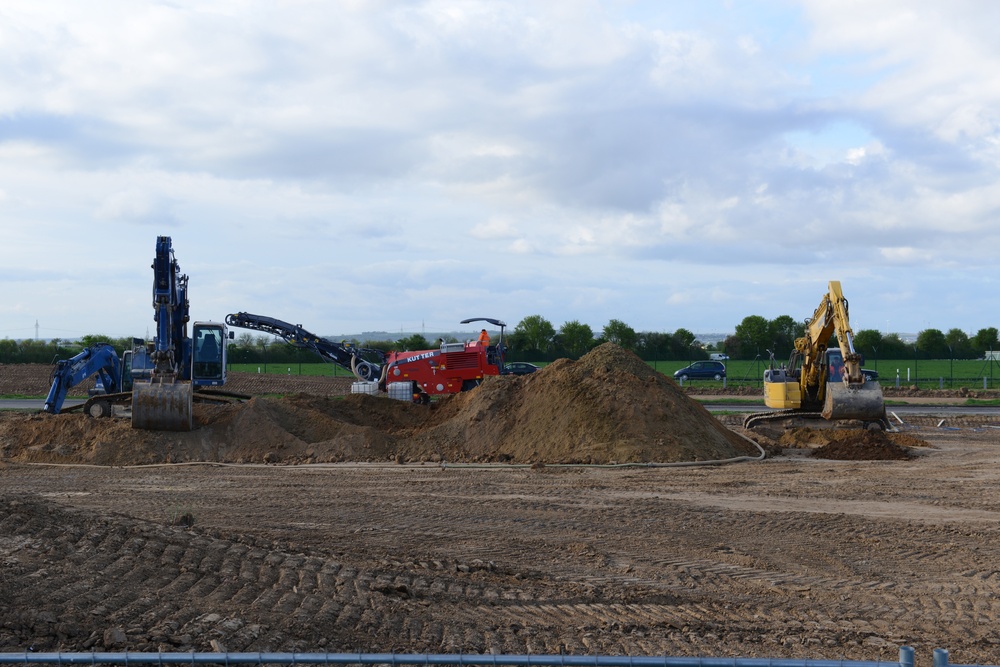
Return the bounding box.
[2,0,1000,342]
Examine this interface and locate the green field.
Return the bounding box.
[229,362,356,377]
[653,358,1000,389]
[230,358,1000,390]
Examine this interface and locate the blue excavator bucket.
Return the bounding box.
[131,381,193,431]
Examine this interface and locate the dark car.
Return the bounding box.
[673,360,726,382]
[503,362,539,376]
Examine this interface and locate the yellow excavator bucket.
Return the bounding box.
[821,379,885,422]
[131,382,194,431]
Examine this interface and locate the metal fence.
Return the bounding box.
[669,358,1000,392]
[0,647,972,667]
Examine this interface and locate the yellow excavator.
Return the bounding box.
[744,281,887,430]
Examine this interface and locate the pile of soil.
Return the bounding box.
[810,430,916,460]
[0,344,756,466]
[749,426,928,460]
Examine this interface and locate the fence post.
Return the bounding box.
[899,646,915,667]
[934,648,949,667]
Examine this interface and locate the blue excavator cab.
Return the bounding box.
[192,322,227,384]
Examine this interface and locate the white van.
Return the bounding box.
[709,353,729,361]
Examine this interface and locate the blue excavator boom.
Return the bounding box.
[42,343,123,415]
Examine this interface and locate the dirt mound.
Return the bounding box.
[810,431,914,460]
[752,426,927,461]
[403,343,753,463]
[0,344,754,466]
[0,395,415,466]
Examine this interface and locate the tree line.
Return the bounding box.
[506,315,1000,363]
[2,318,999,365]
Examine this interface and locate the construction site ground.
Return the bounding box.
[3,348,1000,664]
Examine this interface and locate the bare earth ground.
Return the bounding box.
[3,347,1000,664]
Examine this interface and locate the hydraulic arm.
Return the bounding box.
[42,343,123,415]
[225,312,385,381]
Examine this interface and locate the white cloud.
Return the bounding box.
[1,1,1000,336]
[878,246,935,265]
[95,190,176,225]
[469,218,520,240]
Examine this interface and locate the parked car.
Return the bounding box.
[503,362,539,376]
[829,361,879,383]
[673,360,726,382]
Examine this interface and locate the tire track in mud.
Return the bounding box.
[1,495,367,650]
[10,452,1000,661]
[3,493,624,652]
[18,484,1000,642]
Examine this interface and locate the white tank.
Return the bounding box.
[350,381,379,396]
[387,381,415,401]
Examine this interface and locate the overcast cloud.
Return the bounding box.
[2,1,999,341]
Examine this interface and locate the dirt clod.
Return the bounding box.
[747,425,929,460]
[809,429,917,460]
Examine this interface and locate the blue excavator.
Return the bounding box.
[42,343,125,417]
[129,235,232,430]
[42,236,234,431]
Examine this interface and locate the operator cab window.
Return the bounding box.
[193,326,224,381]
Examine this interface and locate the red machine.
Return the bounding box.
[381,326,505,402]
[227,313,507,403]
